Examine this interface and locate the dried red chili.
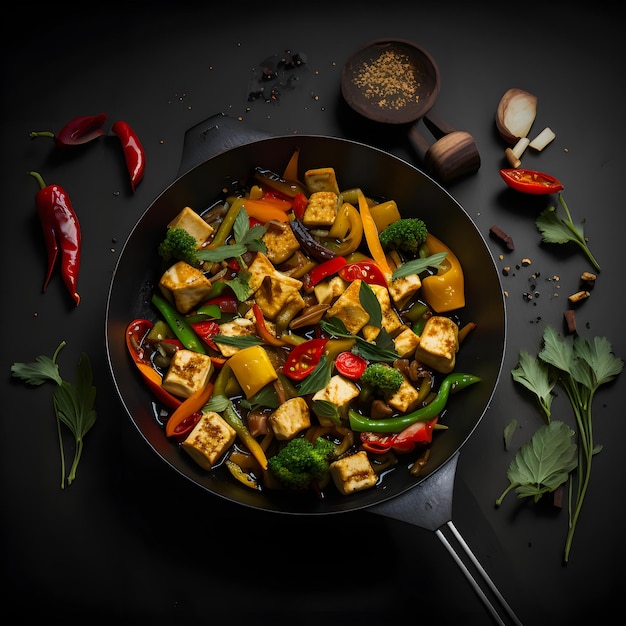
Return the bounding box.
[112,120,145,192]
[499,168,564,195]
[28,171,81,306]
[29,113,108,149]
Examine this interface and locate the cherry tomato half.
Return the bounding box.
[292,192,308,220]
[338,261,388,287]
[282,337,329,381]
[335,351,367,379]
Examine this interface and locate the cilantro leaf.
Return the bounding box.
[10,341,65,386]
[535,194,601,272]
[511,350,556,421]
[495,421,578,505]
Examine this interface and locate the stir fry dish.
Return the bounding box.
[125,149,480,498]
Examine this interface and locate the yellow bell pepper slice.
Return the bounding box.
[357,189,393,280]
[227,345,278,398]
[421,233,465,312]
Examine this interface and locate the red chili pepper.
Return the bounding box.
[282,337,329,381]
[112,120,145,192]
[292,192,309,220]
[499,168,564,195]
[335,351,367,379]
[125,319,182,410]
[252,303,289,347]
[338,261,388,287]
[29,113,108,149]
[307,256,347,287]
[28,171,81,306]
[170,412,202,442]
[360,417,438,454]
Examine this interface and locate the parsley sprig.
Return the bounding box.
[535,194,601,272]
[11,341,97,488]
[500,325,623,562]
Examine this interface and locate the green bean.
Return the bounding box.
[151,293,206,354]
[349,372,480,433]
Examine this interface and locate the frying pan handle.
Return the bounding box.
[423,111,456,138]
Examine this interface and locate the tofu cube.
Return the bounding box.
[393,326,421,358]
[262,221,301,264]
[388,273,422,309]
[302,191,339,227]
[314,276,348,305]
[216,318,256,357]
[162,349,214,399]
[304,167,340,195]
[362,284,404,341]
[158,261,214,313]
[325,280,370,335]
[413,315,459,374]
[167,206,215,247]
[329,451,378,495]
[181,411,236,470]
[312,374,360,426]
[386,376,421,413]
[268,397,311,440]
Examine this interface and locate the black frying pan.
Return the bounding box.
[105,122,518,624]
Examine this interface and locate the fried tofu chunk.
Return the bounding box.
[312,374,360,426]
[247,252,304,319]
[325,280,370,335]
[387,273,422,309]
[393,326,421,358]
[158,261,214,313]
[167,206,215,247]
[262,221,301,264]
[268,397,311,440]
[314,276,348,305]
[304,167,341,194]
[302,191,339,227]
[162,349,214,398]
[413,315,459,374]
[216,318,256,357]
[362,284,404,341]
[181,411,236,470]
[386,376,421,413]
[330,451,378,495]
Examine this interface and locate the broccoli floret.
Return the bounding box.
[267,436,336,491]
[360,362,404,396]
[158,227,198,266]
[379,218,428,257]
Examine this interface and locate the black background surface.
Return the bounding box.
[2,2,623,624]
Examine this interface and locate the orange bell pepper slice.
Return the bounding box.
[165,380,214,438]
[357,190,393,280]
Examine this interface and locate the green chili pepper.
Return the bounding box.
[349,372,480,433]
[151,293,206,354]
[211,197,245,248]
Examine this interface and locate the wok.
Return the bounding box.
[106,117,517,624]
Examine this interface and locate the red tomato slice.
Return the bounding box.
[282,337,328,381]
[191,320,221,351]
[338,261,388,287]
[335,351,367,379]
[292,193,308,220]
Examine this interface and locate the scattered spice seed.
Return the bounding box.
[489,224,515,251]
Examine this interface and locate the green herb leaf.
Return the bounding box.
[359,281,381,328]
[213,334,263,349]
[10,341,65,386]
[297,356,332,395]
[511,350,556,421]
[391,252,448,279]
[495,421,577,505]
[535,194,601,272]
[197,242,248,262]
[205,394,230,413]
[226,273,253,301]
[320,318,399,363]
[503,418,518,451]
[312,399,341,425]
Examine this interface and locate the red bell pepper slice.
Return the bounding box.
[338,261,388,287]
[125,319,182,410]
[191,320,221,351]
[282,337,329,381]
[335,351,367,379]
[359,417,438,454]
[292,193,309,220]
[252,303,289,347]
[307,256,347,287]
[499,168,564,195]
